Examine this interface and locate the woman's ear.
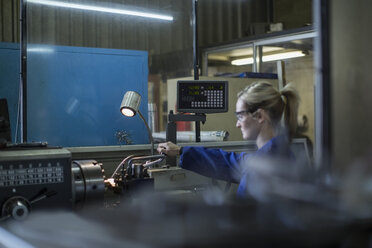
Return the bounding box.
[253,108,266,123]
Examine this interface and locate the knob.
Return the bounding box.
[2,196,31,221]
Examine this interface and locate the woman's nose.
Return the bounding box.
[236,120,241,128]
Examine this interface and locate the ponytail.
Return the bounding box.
[280,84,300,140]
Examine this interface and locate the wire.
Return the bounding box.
[110,154,138,178]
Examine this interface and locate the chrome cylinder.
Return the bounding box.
[72,160,105,208]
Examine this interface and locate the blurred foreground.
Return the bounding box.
[2,154,372,248]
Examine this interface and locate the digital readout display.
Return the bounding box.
[177,81,228,113]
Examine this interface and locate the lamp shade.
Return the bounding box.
[120,91,141,117]
[119,90,154,155]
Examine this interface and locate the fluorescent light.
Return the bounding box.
[262,51,306,62]
[231,57,254,66]
[27,47,55,53]
[231,51,306,66]
[27,0,174,21]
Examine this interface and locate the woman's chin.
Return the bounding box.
[242,133,256,141]
[242,134,250,140]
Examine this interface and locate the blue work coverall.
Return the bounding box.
[179,135,293,197]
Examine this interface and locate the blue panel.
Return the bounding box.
[0,42,20,142]
[0,43,149,147]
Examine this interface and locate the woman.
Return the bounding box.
[157,81,300,197]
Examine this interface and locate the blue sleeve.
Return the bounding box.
[179,146,246,183]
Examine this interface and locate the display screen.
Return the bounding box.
[177,80,228,113]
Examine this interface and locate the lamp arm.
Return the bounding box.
[137,110,154,155]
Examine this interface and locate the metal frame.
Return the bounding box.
[20,0,27,143]
[192,0,199,80]
[202,29,316,75]
[314,0,331,170]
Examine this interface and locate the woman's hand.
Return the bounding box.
[157,142,181,157]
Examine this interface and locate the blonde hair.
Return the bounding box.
[237,81,300,139]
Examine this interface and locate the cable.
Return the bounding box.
[110,154,138,178]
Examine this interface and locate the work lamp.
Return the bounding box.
[120,91,154,155]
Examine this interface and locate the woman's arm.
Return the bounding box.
[180,146,245,183]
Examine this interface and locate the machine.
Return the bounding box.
[0,145,165,221]
[1,80,227,221]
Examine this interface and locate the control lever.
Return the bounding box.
[30,189,57,204]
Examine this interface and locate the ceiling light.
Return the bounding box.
[231,57,254,66]
[262,51,306,62]
[231,51,306,66]
[27,47,54,53]
[27,0,174,21]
